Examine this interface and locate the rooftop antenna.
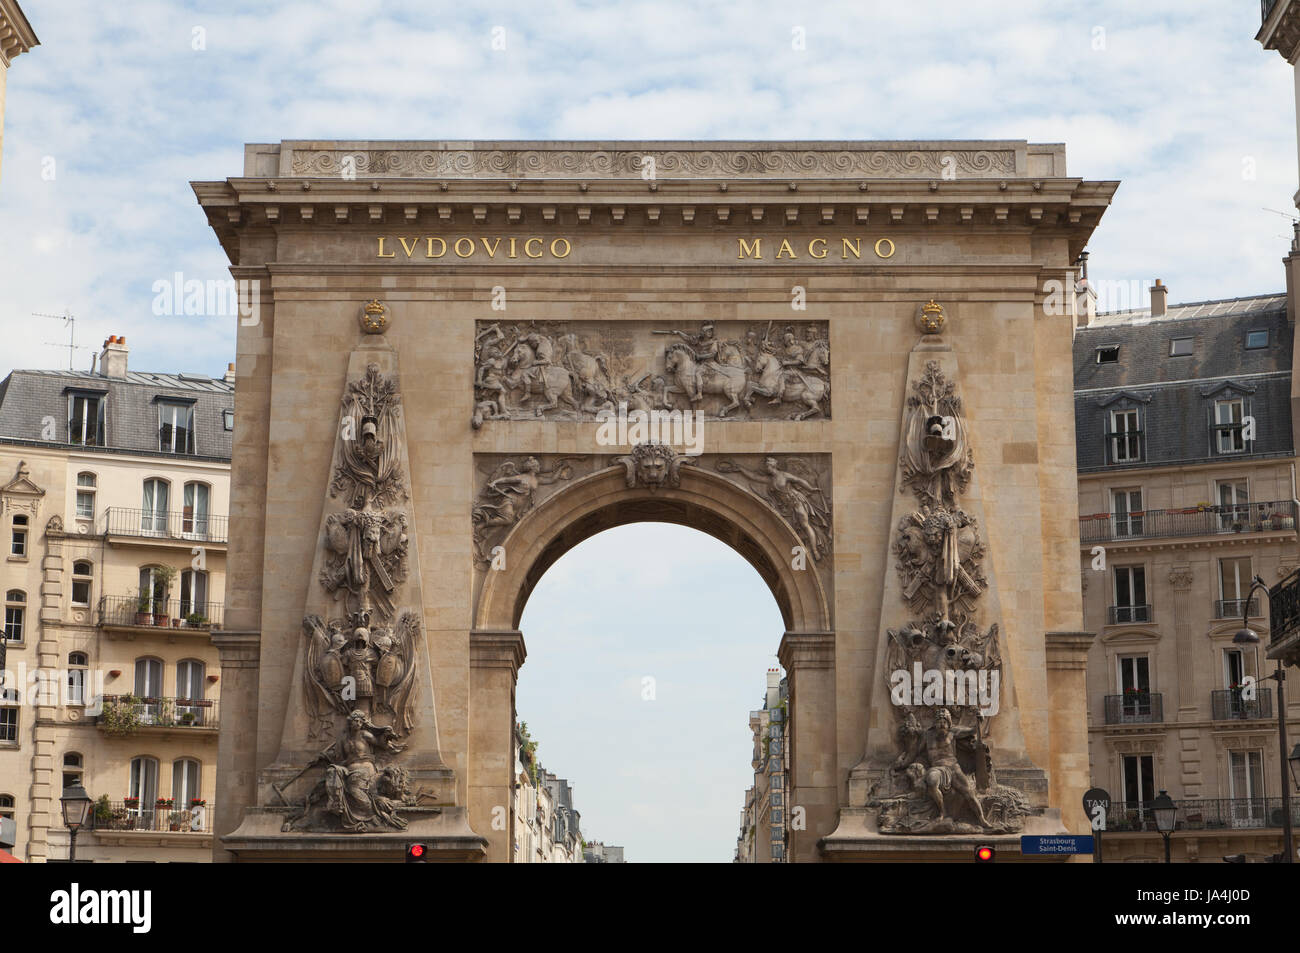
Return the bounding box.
[34,310,92,371]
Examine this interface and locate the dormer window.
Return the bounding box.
[1096,346,1120,365]
[1169,337,1194,356]
[1214,398,1247,454]
[1108,408,1143,463]
[68,393,105,447]
[158,401,196,454]
[1246,330,1269,349]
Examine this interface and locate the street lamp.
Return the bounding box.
[1151,790,1177,863]
[59,783,92,863]
[1241,574,1296,863]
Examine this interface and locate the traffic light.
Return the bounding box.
[405,843,427,863]
[974,845,995,863]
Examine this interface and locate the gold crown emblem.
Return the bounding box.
[918,299,945,335]
[360,299,389,334]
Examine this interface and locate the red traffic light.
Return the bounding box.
[975,845,995,863]
[406,843,427,862]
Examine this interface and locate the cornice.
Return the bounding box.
[0,0,38,66]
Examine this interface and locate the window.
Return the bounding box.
[179,570,208,622]
[0,706,17,743]
[1215,399,1246,454]
[1118,655,1150,696]
[176,660,206,725]
[62,753,83,791]
[1225,649,1247,690]
[1096,346,1120,364]
[1122,753,1155,804]
[182,482,210,538]
[1246,330,1269,349]
[68,393,105,447]
[1220,557,1252,617]
[10,514,27,557]
[1229,750,1266,826]
[172,758,200,806]
[1111,488,1143,538]
[75,472,97,520]
[71,561,93,607]
[1109,408,1142,463]
[134,658,163,723]
[158,402,195,454]
[141,479,170,535]
[137,567,168,616]
[1112,566,1148,623]
[1217,479,1250,531]
[222,409,234,431]
[67,653,88,706]
[4,590,25,642]
[0,794,13,819]
[1170,337,1194,356]
[128,757,159,816]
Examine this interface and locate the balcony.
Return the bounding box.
[1215,598,1260,620]
[96,694,219,732]
[1104,692,1163,725]
[98,507,228,545]
[98,595,223,631]
[1107,604,1151,625]
[1211,688,1275,721]
[1079,500,1296,545]
[1108,798,1299,832]
[90,800,211,833]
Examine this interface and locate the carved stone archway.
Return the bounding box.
[469,463,834,862]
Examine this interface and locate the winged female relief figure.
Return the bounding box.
[471,456,582,563]
[715,457,831,561]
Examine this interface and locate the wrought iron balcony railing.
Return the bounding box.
[1080,500,1296,544]
[1215,598,1260,620]
[1211,688,1274,721]
[1104,692,1163,725]
[1108,797,1299,832]
[97,694,219,730]
[98,507,228,544]
[97,595,224,630]
[89,800,211,833]
[1107,604,1152,625]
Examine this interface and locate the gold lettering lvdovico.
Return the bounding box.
[481,237,502,257]
[377,237,396,258]
[454,238,475,258]
[399,237,420,258]
[550,238,571,259]
[524,237,544,259]
[426,237,447,258]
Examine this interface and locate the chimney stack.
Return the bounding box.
[1150,279,1168,318]
[99,336,128,379]
[223,362,236,384]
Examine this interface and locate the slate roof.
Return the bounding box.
[0,367,234,462]
[1073,294,1293,472]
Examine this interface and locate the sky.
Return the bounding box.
[1,1,1296,861]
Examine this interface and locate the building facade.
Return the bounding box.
[1076,289,1300,861]
[0,337,233,861]
[582,840,624,863]
[735,669,789,863]
[512,723,584,863]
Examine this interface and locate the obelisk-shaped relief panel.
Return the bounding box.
[853,314,1057,837]
[263,330,455,833]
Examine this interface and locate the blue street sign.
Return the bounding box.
[1020,835,1094,855]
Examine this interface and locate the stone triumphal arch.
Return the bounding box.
[195,140,1114,861]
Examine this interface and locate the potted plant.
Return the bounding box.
[100,695,143,737]
[92,794,113,826]
[123,794,140,810]
[190,798,206,808]
[134,589,153,625]
[186,612,208,628]
[167,810,188,832]
[150,565,177,626]
[180,711,197,726]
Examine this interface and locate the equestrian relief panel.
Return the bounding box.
[473,319,830,425]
